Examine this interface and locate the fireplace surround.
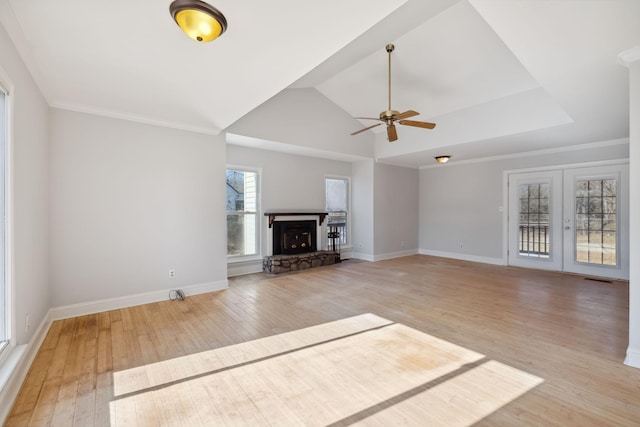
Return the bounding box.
[263,210,337,274]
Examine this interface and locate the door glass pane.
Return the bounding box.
[574,179,617,266]
[518,183,550,258]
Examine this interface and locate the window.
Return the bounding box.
[518,183,550,258]
[575,178,617,266]
[325,177,349,246]
[0,84,7,354]
[226,168,259,257]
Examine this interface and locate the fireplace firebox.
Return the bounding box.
[273,220,317,255]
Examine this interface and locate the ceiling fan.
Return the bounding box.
[350,44,436,142]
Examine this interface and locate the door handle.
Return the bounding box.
[564,226,571,230]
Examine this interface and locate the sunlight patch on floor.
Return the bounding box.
[110,313,543,426]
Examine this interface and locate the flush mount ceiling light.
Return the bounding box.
[435,155,451,164]
[169,0,227,43]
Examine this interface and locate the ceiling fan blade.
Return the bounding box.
[395,110,419,120]
[398,119,436,129]
[387,124,398,142]
[350,123,382,136]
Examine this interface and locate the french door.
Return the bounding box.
[508,171,563,271]
[562,165,629,279]
[508,164,629,280]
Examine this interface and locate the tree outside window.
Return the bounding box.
[226,169,258,257]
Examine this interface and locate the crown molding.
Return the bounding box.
[419,138,629,169]
[51,102,222,136]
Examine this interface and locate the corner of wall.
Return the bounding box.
[0,308,52,425]
[624,347,640,369]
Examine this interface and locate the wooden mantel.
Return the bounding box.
[264,210,328,228]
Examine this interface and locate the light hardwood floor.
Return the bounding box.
[6,255,640,426]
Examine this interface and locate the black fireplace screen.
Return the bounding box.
[273,220,317,255]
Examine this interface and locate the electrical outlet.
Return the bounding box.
[169,269,176,279]
[25,313,30,333]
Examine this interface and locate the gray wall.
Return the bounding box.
[49,109,227,306]
[374,163,419,256]
[419,142,630,261]
[0,22,50,346]
[350,161,419,260]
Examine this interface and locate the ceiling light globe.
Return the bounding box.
[170,0,227,43]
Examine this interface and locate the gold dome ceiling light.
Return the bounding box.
[435,155,451,164]
[169,0,228,43]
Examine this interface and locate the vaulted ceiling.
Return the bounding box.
[1,0,638,167]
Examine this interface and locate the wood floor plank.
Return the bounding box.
[7,255,640,426]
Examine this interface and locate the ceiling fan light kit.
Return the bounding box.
[350,44,436,142]
[169,0,227,43]
[435,155,451,164]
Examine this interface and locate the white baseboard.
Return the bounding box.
[0,308,52,425]
[624,347,640,369]
[339,250,354,260]
[349,249,419,262]
[418,249,505,266]
[50,280,229,321]
[228,259,263,277]
[372,249,419,262]
[349,252,375,262]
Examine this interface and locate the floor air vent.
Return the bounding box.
[584,277,613,284]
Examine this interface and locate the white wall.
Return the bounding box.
[351,160,374,260]
[419,142,630,262]
[49,109,227,307]
[420,160,503,260]
[0,22,50,347]
[0,21,50,422]
[625,53,640,368]
[374,163,419,258]
[226,144,351,259]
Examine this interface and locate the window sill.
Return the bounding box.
[0,344,26,394]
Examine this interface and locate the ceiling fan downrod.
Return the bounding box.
[386,44,394,113]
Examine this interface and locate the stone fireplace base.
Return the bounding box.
[263,251,338,274]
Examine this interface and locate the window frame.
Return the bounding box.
[226,165,262,262]
[574,177,619,267]
[324,175,351,248]
[0,76,13,364]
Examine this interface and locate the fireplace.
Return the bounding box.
[263,210,337,274]
[273,220,317,255]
